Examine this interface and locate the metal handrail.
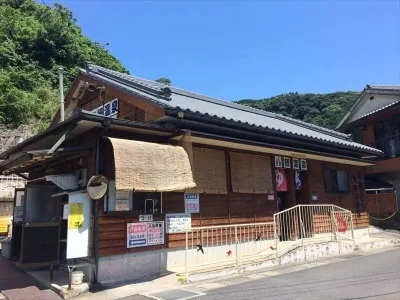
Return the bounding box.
[184,204,355,282]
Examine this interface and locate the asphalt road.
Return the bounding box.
[192,249,400,300]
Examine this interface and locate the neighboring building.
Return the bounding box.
[0,64,380,283]
[0,128,28,235]
[337,85,400,213]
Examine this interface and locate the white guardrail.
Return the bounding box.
[185,204,354,279]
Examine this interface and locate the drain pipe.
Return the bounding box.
[58,67,65,122]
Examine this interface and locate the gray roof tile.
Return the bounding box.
[81,64,381,154]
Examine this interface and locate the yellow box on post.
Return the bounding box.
[0,216,10,235]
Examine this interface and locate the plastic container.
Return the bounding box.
[71,271,84,285]
[0,239,11,259]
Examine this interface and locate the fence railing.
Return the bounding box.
[370,134,400,159]
[185,222,276,277]
[185,204,354,279]
[273,205,354,255]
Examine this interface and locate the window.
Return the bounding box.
[324,169,349,193]
[105,180,162,214]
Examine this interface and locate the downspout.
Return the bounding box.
[93,140,100,284]
[93,120,111,284]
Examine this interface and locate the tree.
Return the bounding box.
[155,78,172,86]
[236,91,360,129]
[0,0,127,131]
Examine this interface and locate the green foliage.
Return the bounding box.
[155,78,172,86]
[237,91,360,129]
[0,0,127,131]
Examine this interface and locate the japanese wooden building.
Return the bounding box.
[0,64,380,283]
[337,85,400,214]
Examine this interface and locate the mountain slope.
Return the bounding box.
[0,0,127,131]
[236,91,359,129]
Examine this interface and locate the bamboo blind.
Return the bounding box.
[230,152,273,194]
[187,147,228,194]
[105,137,196,192]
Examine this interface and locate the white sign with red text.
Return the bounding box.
[184,193,200,213]
[127,221,164,248]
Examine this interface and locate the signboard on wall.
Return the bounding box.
[127,221,165,248]
[300,159,308,170]
[63,204,69,220]
[165,213,191,233]
[91,98,118,118]
[283,157,291,168]
[13,206,24,222]
[292,158,300,170]
[184,193,200,213]
[68,203,84,229]
[139,214,153,222]
[115,191,130,211]
[275,156,283,168]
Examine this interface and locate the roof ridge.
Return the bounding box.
[85,63,351,141]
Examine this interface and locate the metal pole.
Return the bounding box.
[185,229,189,282]
[350,212,355,240]
[331,206,337,242]
[58,68,65,122]
[298,206,304,245]
[234,226,239,270]
[273,215,278,258]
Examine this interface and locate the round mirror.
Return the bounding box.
[87,175,108,200]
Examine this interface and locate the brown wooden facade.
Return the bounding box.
[56,74,370,257]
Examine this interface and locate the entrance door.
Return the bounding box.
[20,185,61,265]
[294,171,313,238]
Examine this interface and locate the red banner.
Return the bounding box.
[276,169,288,192]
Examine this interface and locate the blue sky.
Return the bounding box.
[46,0,399,101]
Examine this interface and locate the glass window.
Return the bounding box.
[337,170,349,192]
[105,180,133,212]
[324,169,349,193]
[133,192,162,214]
[105,180,162,214]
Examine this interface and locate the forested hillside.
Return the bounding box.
[0,0,127,131]
[237,91,359,129]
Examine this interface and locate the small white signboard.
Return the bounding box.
[63,204,69,220]
[184,193,200,213]
[116,200,130,211]
[127,221,164,248]
[116,191,130,211]
[13,206,24,222]
[139,214,153,222]
[165,213,191,233]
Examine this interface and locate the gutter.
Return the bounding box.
[0,110,176,160]
[182,130,376,165]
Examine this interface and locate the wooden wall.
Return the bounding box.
[97,147,368,257]
[308,160,366,212]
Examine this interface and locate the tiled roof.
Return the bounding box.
[359,99,400,119]
[366,85,400,91]
[81,64,381,154]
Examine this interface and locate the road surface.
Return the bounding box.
[191,248,400,300]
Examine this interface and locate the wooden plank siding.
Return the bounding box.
[54,76,370,257]
[366,193,398,214]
